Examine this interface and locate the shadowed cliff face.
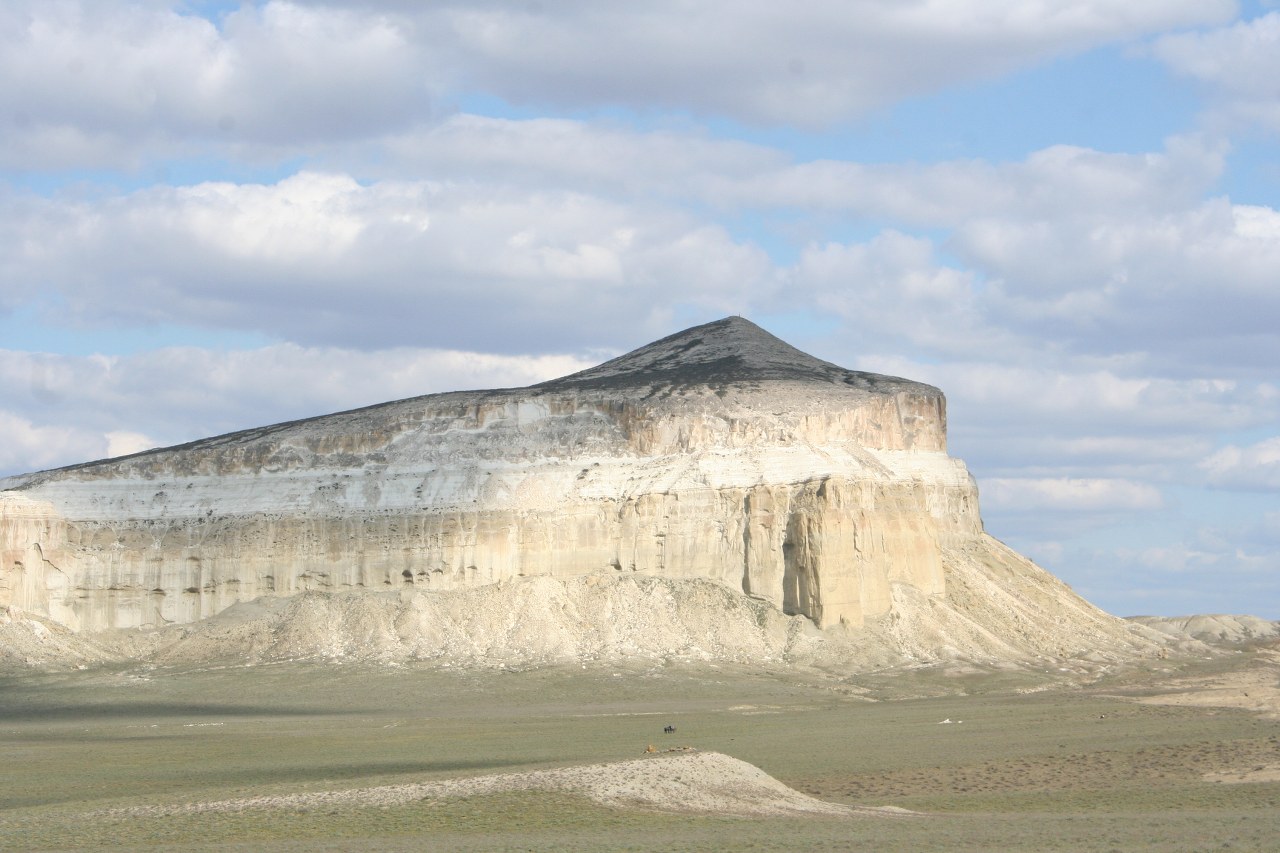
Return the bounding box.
[0,317,1143,664]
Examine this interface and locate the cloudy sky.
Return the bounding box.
[2,1,1278,618]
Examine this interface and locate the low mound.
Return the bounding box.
[0,606,114,670]
[1129,614,1280,645]
[113,751,899,818]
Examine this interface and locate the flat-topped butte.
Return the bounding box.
[0,318,1149,669]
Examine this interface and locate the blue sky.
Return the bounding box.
[1,1,1277,618]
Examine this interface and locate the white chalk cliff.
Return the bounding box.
[0,318,1152,665]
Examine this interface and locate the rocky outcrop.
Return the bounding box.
[0,317,1154,666]
[0,494,78,626]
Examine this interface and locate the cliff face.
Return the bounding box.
[0,318,1093,655]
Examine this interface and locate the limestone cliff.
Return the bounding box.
[0,317,1151,665]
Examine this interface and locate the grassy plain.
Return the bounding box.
[1,650,1278,851]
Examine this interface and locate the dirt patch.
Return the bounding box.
[1206,763,1280,784]
[1129,648,1280,719]
[802,736,1280,803]
[0,606,113,669]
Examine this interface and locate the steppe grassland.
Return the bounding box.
[1,653,1278,852]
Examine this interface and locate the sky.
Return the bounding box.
[1,1,1278,619]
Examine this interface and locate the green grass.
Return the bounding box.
[1,657,1278,851]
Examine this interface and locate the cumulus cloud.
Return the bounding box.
[843,353,1278,515]
[854,358,1279,437]
[785,231,1006,359]
[790,191,1280,380]
[338,113,1225,227]
[981,477,1164,512]
[699,134,1227,222]
[344,121,1273,379]
[104,430,157,458]
[0,411,105,475]
[9,122,1262,373]
[1152,12,1280,135]
[956,196,1280,373]
[427,0,1232,126]
[0,1,434,169]
[1200,436,1280,490]
[365,115,786,199]
[0,0,1237,170]
[1,171,773,353]
[983,522,1280,617]
[1101,544,1277,615]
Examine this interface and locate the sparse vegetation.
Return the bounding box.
[1,650,1278,851]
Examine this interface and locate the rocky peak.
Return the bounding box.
[535,316,934,395]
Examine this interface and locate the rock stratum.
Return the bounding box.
[0,317,1156,668]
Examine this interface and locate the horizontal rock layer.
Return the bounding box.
[1,392,965,631]
[0,317,1151,663]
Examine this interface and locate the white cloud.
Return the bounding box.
[429,0,1233,127]
[843,354,1278,506]
[373,120,1280,384]
[0,411,106,474]
[1117,538,1276,581]
[0,1,433,168]
[366,115,786,198]
[1152,12,1280,135]
[174,173,378,261]
[961,197,1280,327]
[0,0,1237,170]
[701,135,1226,222]
[981,477,1164,512]
[1131,544,1219,573]
[786,232,1005,358]
[347,117,1225,227]
[3,89,1260,368]
[1045,435,1212,463]
[1201,436,1280,490]
[2,172,774,353]
[105,430,157,458]
[343,120,1272,378]
[864,190,1280,377]
[6,124,1274,377]
[854,359,1279,436]
[991,520,1280,617]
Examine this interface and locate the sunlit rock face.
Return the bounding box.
[1,317,980,632]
